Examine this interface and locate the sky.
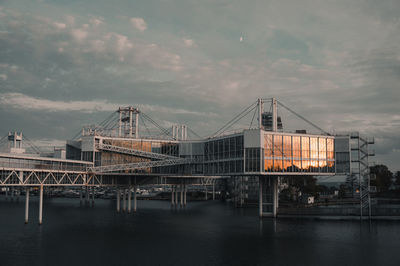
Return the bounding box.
[0,0,399,171]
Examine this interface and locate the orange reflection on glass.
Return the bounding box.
[302,160,310,171]
[274,158,283,171]
[301,137,309,160]
[293,136,301,158]
[310,137,318,159]
[274,135,283,157]
[327,138,334,159]
[293,160,302,171]
[264,135,273,157]
[265,159,273,171]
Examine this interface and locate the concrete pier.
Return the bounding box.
[91,186,95,207]
[116,188,120,213]
[180,184,183,207]
[171,186,175,206]
[128,187,132,213]
[25,187,29,224]
[259,177,263,217]
[123,189,126,212]
[133,186,137,212]
[259,176,278,218]
[86,186,89,205]
[184,185,187,207]
[80,187,83,205]
[39,185,43,225]
[212,182,215,200]
[175,186,178,206]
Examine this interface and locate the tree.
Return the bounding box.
[338,184,347,199]
[395,171,400,186]
[370,164,393,192]
[287,176,318,197]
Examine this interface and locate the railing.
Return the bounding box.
[88,157,195,173]
[96,143,178,160]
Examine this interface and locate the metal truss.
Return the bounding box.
[88,158,194,173]
[96,143,179,160]
[0,168,102,186]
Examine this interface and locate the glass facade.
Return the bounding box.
[262,133,335,173]
[77,131,335,175]
[0,155,90,172]
[204,135,244,175]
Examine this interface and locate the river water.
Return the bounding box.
[1,197,399,266]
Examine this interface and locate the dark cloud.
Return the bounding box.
[0,1,399,171]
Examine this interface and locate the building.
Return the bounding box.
[66,98,335,217]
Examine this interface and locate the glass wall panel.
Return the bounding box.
[293,159,301,172]
[273,135,283,172]
[327,138,334,159]
[265,159,273,172]
[262,134,334,173]
[236,136,244,158]
[310,137,318,159]
[264,134,273,172]
[229,137,235,158]
[218,140,223,160]
[245,148,260,172]
[274,157,283,171]
[223,139,229,159]
[283,136,292,171]
[264,134,273,157]
[301,137,310,172]
[319,138,327,171]
[274,135,283,157]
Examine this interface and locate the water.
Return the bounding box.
[1,197,400,266]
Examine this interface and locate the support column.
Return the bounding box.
[184,185,187,207]
[80,186,83,205]
[123,189,127,212]
[135,112,139,139]
[273,176,278,218]
[39,185,43,225]
[175,186,178,206]
[180,184,183,207]
[276,177,279,209]
[272,98,277,132]
[258,98,263,129]
[133,186,137,212]
[171,186,175,206]
[259,177,263,218]
[212,181,215,200]
[116,188,120,213]
[86,185,89,205]
[205,186,208,201]
[25,187,29,224]
[5,187,8,200]
[91,186,95,207]
[128,186,132,213]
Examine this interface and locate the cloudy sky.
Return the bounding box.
[0,0,399,171]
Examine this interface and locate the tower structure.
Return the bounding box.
[118,107,140,138]
[7,132,25,154]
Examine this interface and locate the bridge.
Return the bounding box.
[1,98,372,224]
